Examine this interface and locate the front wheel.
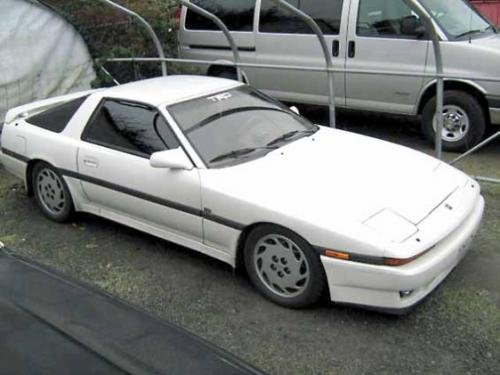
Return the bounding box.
[244,225,325,308]
[421,90,486,152]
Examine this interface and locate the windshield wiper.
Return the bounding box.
[266,129,316,147]
[455,29,482,39]
[209,146,276,164]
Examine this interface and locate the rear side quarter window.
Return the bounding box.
[26,96,88,133]
[185,0,256,31]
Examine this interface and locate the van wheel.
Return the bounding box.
[421,90,485,152]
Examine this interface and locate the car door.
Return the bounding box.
[345,0,429,114]
[255,0,348,107]
[77,98,202,242]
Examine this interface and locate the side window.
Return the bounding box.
[357,0,420,38]
[259,0,344,35]
[26,96,88,133]
[185,0,255,31]
[83,100,179,157]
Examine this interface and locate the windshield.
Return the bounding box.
[420,0,495,40]
[168,86,317,168]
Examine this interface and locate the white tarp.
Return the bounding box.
[0,0,95,122]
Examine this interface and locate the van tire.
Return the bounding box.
[216,70,237,81]
[421,90,485,152]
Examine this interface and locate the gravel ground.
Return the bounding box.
[1,110,499,374]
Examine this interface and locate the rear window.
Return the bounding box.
[26,96,88,133]
[185,0,255,31]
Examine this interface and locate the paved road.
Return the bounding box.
[0,111,499,374]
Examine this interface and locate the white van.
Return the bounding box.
[178,0,500,151]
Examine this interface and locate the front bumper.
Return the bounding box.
[321,195,484,312]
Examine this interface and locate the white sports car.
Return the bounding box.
[0,76,484,313]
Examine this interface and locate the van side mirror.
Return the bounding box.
[150,148,193,170]
[401,16,426,38]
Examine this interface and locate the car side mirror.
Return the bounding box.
[290,106,300,115]
[150,148,193,170]
[401,16,426,38]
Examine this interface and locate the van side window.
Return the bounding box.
[185,0,255,31]
[259,0,344,35]
[357,0,420,38]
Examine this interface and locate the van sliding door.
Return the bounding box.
[179,0,258,83]
[255,0,348,107]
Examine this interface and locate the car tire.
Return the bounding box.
[421,90,486,152]
[244,224,325,308]
[32,162,74,222]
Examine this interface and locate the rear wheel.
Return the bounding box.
[421,90,486,152]
[244,224,325,308]
[32,162,74,222]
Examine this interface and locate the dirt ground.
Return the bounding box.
[1,111,499,374]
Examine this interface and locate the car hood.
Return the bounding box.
[201,127,467,230]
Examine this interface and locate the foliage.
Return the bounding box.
[38,0,196,87]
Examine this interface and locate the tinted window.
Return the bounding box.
[259,0,343,35]
[186,0,255,31]
[27,96,88,133]
[168,87,317,168]
[357,0,420,38]
[83,100,179,157]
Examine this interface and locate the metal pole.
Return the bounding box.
[474,176,500,184]
[450,131,500,165]
[98,65,121,86]
[407,0,444,159]
[269,0,336,128]
[181,0,243,82]
[100,56,500,83]
[97,0,167,76]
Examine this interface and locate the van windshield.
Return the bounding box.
[420,0,495,40]
[168,86,318,168]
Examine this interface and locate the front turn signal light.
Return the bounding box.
[325,250,350,260]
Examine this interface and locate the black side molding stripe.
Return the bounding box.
[189,44,256,52]
[1,148,30,163]
[59,168,245,231]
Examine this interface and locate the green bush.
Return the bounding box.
[39,0,198,86]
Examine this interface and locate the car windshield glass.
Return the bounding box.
[167,86,318,168]
[419,0,495,40]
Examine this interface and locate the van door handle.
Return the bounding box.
[348,41,356,58]
[332,40,339,57]
[83,158,99,168]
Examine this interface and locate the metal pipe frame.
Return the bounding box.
[97,0,167,76]
[406,0,444,160]
[99,57,500,83]
[450,131,500,165]
[180,0,242,82]
[94,1,499,183]
[269,0,336,128]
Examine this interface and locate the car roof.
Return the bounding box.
[100,75,243,107]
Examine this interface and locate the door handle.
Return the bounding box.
[332,40,339,57]
[83,158,99,168]
[348,41,356,58]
